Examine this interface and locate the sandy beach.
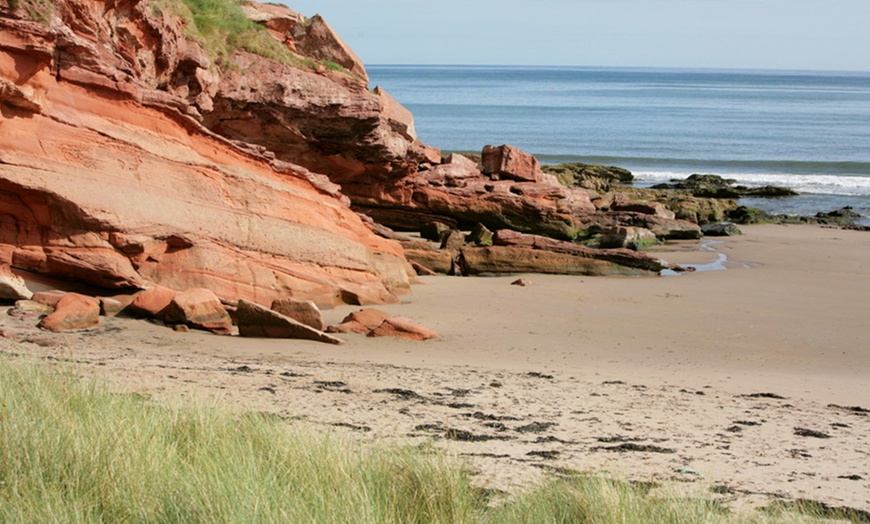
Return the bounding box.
[2,224,869,514]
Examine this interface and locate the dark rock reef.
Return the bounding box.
[651,174,799,199]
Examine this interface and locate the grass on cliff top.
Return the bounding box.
[154,0,348,74]
[0,353,834,523]
[154,0,304,68]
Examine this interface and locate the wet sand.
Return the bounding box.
[2,224,869,513]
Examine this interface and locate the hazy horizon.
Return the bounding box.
[366,64,870,75]
[282,0,870,73]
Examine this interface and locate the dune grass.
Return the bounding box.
[0,354,837,523]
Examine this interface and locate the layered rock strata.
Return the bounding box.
[0,1,412,307]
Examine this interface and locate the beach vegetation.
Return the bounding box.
[0,354,839,523]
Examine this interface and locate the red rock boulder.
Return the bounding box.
[163,288,233,335]
[481,145,542,183]
[126,286,177,319]
[270,298,325,331]
[37,293,100,332]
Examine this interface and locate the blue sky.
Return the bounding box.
[282,0,870,71]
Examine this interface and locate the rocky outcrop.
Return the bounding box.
[401,246,458,276]
[348,149,601,240]
[240,3,370,82]
[201,51,432,182]
[347,145,703,243]
[403,226,680,277]
[0,4,411,306]
[484,230,678,275]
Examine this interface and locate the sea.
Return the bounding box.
[368,65,870,225]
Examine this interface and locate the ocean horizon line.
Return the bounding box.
[368,64,870,77]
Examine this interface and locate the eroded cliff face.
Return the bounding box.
[0,0,413,305]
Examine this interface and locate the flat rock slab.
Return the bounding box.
[367,316,439,341]
[327,308,391,334]
[237,299,343,344]
[270,298,325,331]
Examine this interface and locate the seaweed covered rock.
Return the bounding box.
[701,223,743,237]
[815,207,865,226]
[599,227,658,249]
[653,174,798,198]
[543,162,634,193]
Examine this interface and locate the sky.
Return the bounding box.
[281,0,870,72]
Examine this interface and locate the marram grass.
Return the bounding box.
[0,355,833,523]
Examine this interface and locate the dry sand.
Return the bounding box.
[2,224,869,514]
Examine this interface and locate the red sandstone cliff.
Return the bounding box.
[0,0,414,305]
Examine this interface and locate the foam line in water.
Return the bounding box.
[633,171,870,196]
